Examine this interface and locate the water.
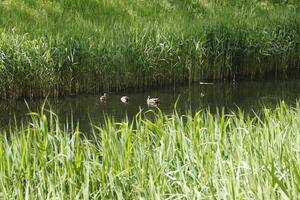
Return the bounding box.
[1,79,300,131]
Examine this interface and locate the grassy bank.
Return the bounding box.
[0,102,299,199]
[0,0,300,98]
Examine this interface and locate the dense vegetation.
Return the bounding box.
[0,0,300,98]
[0,102,299,199]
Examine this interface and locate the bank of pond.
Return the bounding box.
[0,0,299,99]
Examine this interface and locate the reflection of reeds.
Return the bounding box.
[0,0,299,98]
[0,101,299,198]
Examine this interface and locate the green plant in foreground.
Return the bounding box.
[0,101,299,199]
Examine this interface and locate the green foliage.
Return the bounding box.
[0,102,300,199]
[0,0,299,98]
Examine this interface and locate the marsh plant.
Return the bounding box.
[0,101,299,199]
[0,0,299,98]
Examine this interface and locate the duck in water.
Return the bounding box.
[147,96,160,106]
[100,93,108,103]
[121,96,129,104]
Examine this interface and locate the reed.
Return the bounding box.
[0,101,299,199]
[0,0,299,98]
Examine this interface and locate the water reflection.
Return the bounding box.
[0,79,300,131]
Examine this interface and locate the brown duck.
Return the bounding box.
[147,96,160,105]
[100,93,108,103]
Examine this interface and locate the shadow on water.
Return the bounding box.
[1,79,300,132]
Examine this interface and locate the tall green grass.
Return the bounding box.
[0,0,300,98]
[0,102,299,199]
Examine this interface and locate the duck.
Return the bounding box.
[199,81,213,85]
[147,96,160,105]
[100,93,108,102]
[121,96,129,103]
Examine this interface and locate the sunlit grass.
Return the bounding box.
[0,0,299,98]
[0,101,299,199]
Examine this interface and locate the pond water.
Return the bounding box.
[0,79,300,131]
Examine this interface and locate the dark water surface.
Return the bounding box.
[1,79,300,131]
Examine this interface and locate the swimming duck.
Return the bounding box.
[100,93,108,102]
[147,96,160,105]
[121,96,129,103]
